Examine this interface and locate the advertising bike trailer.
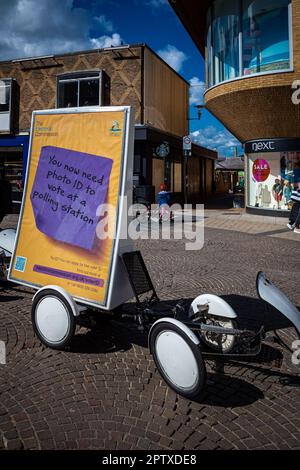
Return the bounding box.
[8,106,300,400]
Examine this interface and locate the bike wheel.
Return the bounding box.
[200,317,237,353]
[150,322,206,400]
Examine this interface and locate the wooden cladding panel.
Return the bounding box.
[174,162,182,192]
[144,47,189,137]
[152,158,164,199]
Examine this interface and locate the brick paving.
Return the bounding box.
[0,213,299,450]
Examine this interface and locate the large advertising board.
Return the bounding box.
[8,107,134,309]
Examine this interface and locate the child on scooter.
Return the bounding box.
[157,183,173,223]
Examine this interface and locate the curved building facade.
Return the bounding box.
[170,0,300,214]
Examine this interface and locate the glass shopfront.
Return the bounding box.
[206,0,291,88]
[212,0,240,84]
[0,135,29,212]
[245,139,300,211]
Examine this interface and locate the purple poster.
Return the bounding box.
[30,146,113,251]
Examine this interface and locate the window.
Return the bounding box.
[212,0,240,84]
[206,9,212,87]
[247,150,300,210]
[58,81,78,108]
[243,0,290,75]
[0,80,11,112]
[0,79,13,132]
[57,71,109,108]
[206,0,291,87]
[79,79,99,106]
[0,147,24,204]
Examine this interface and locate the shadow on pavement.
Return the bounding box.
[201,373,265,407]
[69,312,148,354]
[221,294,295,331]
[0,294,24,302]
[204,193,234,210]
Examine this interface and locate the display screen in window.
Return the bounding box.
[248,151,300,210]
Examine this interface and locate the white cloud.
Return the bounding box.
[94,14,114,33]
[157,45,187,72]
[90,33,122,49]
[0,0,123,61]
[191,126,242,157]
[189,77,206,106]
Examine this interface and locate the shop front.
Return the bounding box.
[245,138,300,215]
[134,126,217,205]
[0,135,29,212]
[134,127,183,204]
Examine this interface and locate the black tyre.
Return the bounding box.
[149,322,206,400]
[32,289,76,350]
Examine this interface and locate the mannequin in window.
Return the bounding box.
[272,178,283,210]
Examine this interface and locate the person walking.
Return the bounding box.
[0,166,13,225]
[287,185,300,233]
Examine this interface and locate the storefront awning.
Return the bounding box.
[215,157,244,171]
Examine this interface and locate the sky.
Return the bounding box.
[0,0,242,157]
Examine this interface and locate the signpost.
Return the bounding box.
[183,135,192,157]
[182,135,192,204]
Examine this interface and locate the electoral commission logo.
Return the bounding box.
[35,120,58,137]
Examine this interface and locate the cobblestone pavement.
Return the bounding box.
[0,213,299,450]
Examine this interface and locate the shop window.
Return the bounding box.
[134,154,141,174]
[243,0,290,75]
[0,79,12,132]
[0,147,24,204]
[57,71,110,108]
[164,160,173,191]
[247,151,300,210]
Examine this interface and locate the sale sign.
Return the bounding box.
[9,108,133,308]
[252,159,270,182]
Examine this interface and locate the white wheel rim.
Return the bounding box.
[155,330,199,391]
[35,296,70,343]
[203,318,235,351]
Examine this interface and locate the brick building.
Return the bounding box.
[0,44,217,210]
[170,0,300,215]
